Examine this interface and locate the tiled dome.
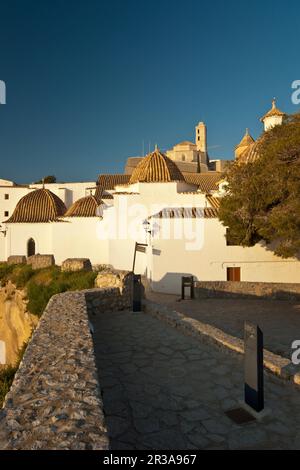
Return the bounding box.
[238,140,261,164]
[260,99,285,122]
[6,189,66,223]
[235,128,255,149]
[129,147,185,184]
[64,195,100,217]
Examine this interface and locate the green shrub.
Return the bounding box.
[0,365,17,406]
[0,263,14,285]
[0,342,28,407]
[26,282,62,316]
[0,263,98,316]
[10,264,35,288]
[25,270,97,316]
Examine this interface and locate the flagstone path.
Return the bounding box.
[91,310,300,450]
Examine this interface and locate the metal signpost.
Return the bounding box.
[244,322,264,412]
[132,274,142,312]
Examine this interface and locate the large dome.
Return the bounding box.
[129,147,185,184]
[6,188,66,223]
[64,195,100,217]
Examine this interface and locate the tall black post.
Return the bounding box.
[244,322,264,412]
[132,274,142,312]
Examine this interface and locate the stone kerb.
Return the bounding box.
[0,290,109,450]
[143,299,300,387]
[61,258,92,272]
[27,254,55,270]
[194,281,300,301]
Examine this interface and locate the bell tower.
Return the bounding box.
[195,122,207,153]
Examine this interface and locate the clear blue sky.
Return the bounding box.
[0,0,299,183]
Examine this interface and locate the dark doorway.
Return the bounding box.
[227,267,241,281]
[27,238,35,257]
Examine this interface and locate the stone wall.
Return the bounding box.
[0,290,111,450]
[62,258,92,272]
[194,281,300,301]
[7,256,26,265]
[27,254,55,270]
[94,270,133,309]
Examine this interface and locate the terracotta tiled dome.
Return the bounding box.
[238,140,261,164]
[6,188,66,223]
[129,147,185,184]
[65,195,100,217]
[235,128,255,150]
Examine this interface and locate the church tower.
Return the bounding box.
[195,122,207,153]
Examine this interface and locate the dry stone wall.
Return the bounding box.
[7,256,26,265]
[0,289,118,450]
[27,254,55,270]
[61,258,92,272]
[194,281,300,301]
[94,270,133,309]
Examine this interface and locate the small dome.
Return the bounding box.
[129,147,185,184]
[260,99,285,122]
[65,195,100,217]
[235,128,255,149]
[6,188,66,223]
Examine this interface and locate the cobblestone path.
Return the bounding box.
[91,311,300,450]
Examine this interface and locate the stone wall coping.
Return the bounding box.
[194,281,300,301]
[143,299,300,387]
[0,289,110,450]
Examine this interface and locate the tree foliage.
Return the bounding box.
[219,113,300,258]
[34,175,56,184]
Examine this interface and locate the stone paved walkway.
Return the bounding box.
[91,310,300,450]
[146,291,300,359]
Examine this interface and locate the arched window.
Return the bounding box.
[181,154,186,161]
[27,238,35,257]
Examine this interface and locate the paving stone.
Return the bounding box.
[143,429,187,450]
[105,416,130,439]
[180,408,210,422]
[91,309,300,450]
[133,417,160,434]
[187,432,210,449]
[228,428,268,450]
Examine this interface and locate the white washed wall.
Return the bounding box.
[150,218,300,294]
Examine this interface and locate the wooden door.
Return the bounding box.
[227,267,241,282]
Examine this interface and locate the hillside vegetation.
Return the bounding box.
[0,262,103,406]
[0,263,99,316]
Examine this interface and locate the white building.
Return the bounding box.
[1,100,299,294]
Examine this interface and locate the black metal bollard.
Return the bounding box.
[132,274,142,312]
[181,276,194,300]
[244,322,264,412]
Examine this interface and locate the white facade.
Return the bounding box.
[3,177,300,293]
[3,218,109,266]
[149,218,300,294]
[1,100,299,293]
